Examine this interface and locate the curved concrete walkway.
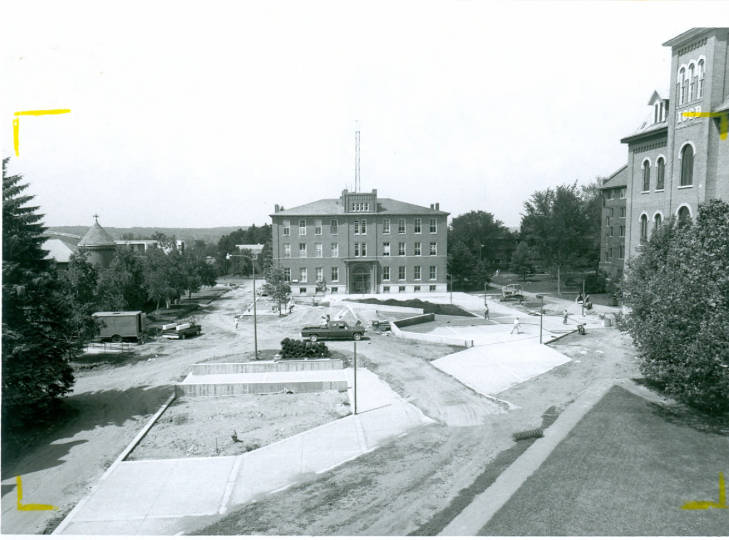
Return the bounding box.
[55,368,432,535]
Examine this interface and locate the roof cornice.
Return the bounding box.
[663,28,715,48]
[620,123,668,145]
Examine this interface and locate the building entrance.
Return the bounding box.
[350,263,373,294]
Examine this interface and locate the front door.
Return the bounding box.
[350,263,372,294]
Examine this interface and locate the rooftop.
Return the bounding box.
[600,165,628,190]
[78,217,117,248]
[272,196,448,217]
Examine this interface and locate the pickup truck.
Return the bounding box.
[301,320,365,342]
[162,322,202,339]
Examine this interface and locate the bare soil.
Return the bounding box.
[129,392,350,459]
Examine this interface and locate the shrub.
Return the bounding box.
[279,338,329,359]
[622,200,729,413]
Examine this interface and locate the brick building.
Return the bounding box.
[598,165,628,281]
[270,189,449,295]
[620,28,729,261]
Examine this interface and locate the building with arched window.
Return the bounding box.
[616,27,729,264]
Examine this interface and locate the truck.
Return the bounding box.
[500,284,525,302]
[161,321,202,339]
[301,320,365,342]
[92,311,146,343]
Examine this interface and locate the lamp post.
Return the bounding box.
[353,340,358,415]
[536,294,544,344]
[226,253,258,359]
[448,274,453,304]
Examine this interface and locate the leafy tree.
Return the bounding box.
[447,240,478,291]
[2,158,77,426]
[520,182,600,293]
[60,251,99,342]
[143,247,178,310]
[262,265,292,315]
[96,249,147,310]
[510,241,533,281]
[448,211,516,273]
[622,200,729,413]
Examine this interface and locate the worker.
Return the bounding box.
[510,317,521,335]
[562,308,569,325]
[484,303,489,320]
[320,314,328,327]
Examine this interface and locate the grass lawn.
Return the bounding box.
[479,385,729,536]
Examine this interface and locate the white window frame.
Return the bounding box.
[414,218,422,234]
[398,266,406,281]
[361,219,367,234]
[398,218,406,234]
[383,218,391,234]
[299,219,307,235]
[414,265,421,280]
[383,266,390,281]
[414,241,421,256]
[398,242,406,256]
[429,218,437,233]
[383,241,391,256]
[429,242,437,256]
[282,220,290,236]
[330,242,339,257]
[429,265,437,280]
[330,219,338,234]
[314,243,323,258]
[299,242,307,257]
[283,267,291,281]
[300,267,307,282]
[354,243,360,257]
[283,243,291,258]
[354,220,359,235]
[314,220,322,235]
[331,266,339,282]
[315,267,323,282]
[361,243,367,257]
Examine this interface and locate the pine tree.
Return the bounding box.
[2,158,77,427]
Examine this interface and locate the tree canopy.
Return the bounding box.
[622,199,729,413]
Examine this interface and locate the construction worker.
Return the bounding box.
[510,317,521,335]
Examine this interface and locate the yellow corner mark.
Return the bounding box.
[12,109,71,156]
[681,111,729,140]
[16,476,56,511]
[681,472,727,510]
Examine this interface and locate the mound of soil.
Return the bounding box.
[347,298,475,318]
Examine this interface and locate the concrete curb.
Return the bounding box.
[439,381,613,536]
[544,329,578,344]
[52,392,176,535]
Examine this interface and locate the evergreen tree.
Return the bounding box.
[2,158,77,426]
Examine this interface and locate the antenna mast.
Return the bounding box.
[354,124,360,192]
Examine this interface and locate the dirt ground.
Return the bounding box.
[0,280,640,535]
[129,392,350,459]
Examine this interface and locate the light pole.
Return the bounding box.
[536,294,544,344]
[448,274,453,304]
[353,340,358,415]
[226,253,258,359]
[581,279,586,318]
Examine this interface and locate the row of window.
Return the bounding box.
[283,265,439,283]
[640,144,694,192]
[605,245,626,260]
[638,206,692,243]
[605,187,627,200]
[605,207,627,218]
[281,217,438,236]
[383,285,438,293]
[677,58,705,106]
[606,225,626,237]
[282,241,439,258]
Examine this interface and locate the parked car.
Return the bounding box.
[301,320,365,342]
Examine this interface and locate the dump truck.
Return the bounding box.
[92,311,146,343]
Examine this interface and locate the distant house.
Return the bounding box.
[115,239,160,252]
[235,243,264,256]
[42,232,80,269]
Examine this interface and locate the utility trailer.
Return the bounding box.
[92,311,146,343]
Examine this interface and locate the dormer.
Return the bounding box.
[341,188,377,213]
[648,91,669,124]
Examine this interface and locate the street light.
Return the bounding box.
[226,252,258,359]
[353,340,358,415]
[447,274,453,304]
[536,294,544,344]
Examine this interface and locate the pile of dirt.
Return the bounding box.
[128,391,351,459]
[347,298,475,318]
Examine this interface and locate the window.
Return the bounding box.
[283,267,291,281]
[679,67,687,105]
[282,220,290,236]
[361,243,367,257]
[398,242,406,256]
[283,243,291,258]
[383,266,390,280]
[299,219,307,235]
[354,220,359,234]
[398,286,406,293]
[331,286,338,293]
[414,285,421,292]
[331,267,339,282]
[620,207,626,218]
[429,218,437,233]
[299,287,307,294]
[656,157,665,190]
[383,218,391,234]
[619,245,625,258]
[398,266,406,280]
[414,241,421,256]
[314,243,322,257]
[330,219,338,234]
[314,220,322,235]
[315,267,323,282]
[429,265,437,280]
[414,265,421,280]
[680,144,694,186]
[398,219,406,233]
[300,267,307,282]
[351,202,370,212]
[609,226,614,237]
[383,286,390,292]
[330,243,339,257]
[608,247,613,259]
[619,188,626,199]
[414,218,422,233]
[640,215,648,244]
[429,242,437,256]
[299,243,307,257]
[361,219,367,234]
[354,243,360,257]
[642,160,650,192]
[654,214,662,229]
[429,285,436,292]
[678,206,691,227]
[619,225,625,237]
[698,59,705,98]
[383,242,391,256]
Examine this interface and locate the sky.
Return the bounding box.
[1,1,725,230]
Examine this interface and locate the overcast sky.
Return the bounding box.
[1,2,723,229]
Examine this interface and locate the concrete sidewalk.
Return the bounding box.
[56,369,432,535]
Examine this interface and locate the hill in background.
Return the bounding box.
[48,226,250,244]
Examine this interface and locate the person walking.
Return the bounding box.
[562,308,569,325]
[234,316,239,329]
[484,302,490,320]
[510,316,521,335]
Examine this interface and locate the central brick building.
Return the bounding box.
[270,189,449,295]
